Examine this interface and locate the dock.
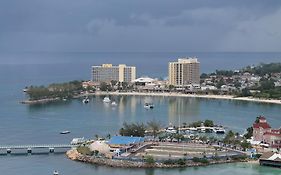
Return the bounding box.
[0,144,72,155]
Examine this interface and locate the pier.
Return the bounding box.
[0,144,72,155]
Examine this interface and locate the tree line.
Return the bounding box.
[26,80,84,100]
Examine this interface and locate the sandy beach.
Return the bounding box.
[88,91,281,105]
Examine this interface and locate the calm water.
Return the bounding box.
[0,52,280,174]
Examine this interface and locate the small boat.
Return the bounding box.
[111,101,117,106]
[60,130,70,134]
[82,97,89,104]
[23,88,28,92]
[165,127,177,134]
[144,103,154,109]
[103,97,111,103]
[53,170,59,175]
[213,127,225,134]
[71,137,85,145]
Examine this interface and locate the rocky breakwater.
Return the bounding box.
[66,149,246,169]
[21,97,60,104]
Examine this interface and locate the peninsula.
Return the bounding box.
[66,121,250,169]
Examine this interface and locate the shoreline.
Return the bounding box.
[21,91,281,105]
[66,149,246,169]
[91,91,281,105]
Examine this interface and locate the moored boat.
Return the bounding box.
[213,127,226,134]
[82,97,89,104]
[165,126,177,134]
[111,101,117,106]
[144,103,154,109]
[60,130,70,134]
[103,97,111,103]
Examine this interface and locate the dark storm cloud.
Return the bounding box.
[0,0,281,52]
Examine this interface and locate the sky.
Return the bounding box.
[0,0,281,52]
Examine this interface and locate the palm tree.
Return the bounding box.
[94,134,99,140]
[106,133,111,140]
[173,133,184,143]
[147,120,162,140]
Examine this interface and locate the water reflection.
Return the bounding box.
[27,100,72,113]
[168,97,200,125]
[145,168,154,175]
[25,95,281,132]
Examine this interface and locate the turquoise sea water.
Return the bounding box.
[0,52,280,174]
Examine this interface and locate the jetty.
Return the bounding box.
[0,144,72,155]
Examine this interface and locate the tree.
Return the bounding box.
[100,82,109,91]
[200,73,209,79]
[189,121,202,127]
[240,140,252,151]
[147,120,162,140]
[173,133,184,143]
[106,133,111,139]
[234,80,242,89]
[216,78,225,89]
[119,122,146,137]
[244,127,253,139]
[110,80,118,86]
[168,85,175,91]
[259,78,275,91]
[255,116,261,123]
[204,120,214,127]
[223,130,235,144]
[241,88,252,97]
[144,155,155,164]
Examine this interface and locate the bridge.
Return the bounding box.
[0,144,73,155]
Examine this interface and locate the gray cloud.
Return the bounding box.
[0,0,281,52]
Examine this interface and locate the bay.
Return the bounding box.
[0,52,280,174]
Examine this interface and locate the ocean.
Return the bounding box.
[0,52,280,175]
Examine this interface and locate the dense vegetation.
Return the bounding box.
[119,122,147,137]
[243,63,281,76]
[183,120,214,128]
[201,62,281,99]
[119,121,162,137]
[26,80,85,100]
[222,130,252,151]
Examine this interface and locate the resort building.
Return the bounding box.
[253,116,271,142]
[253,116,281,149]
[92,64,136,83]
[132,77,166,91]
[168,57,200,87]
[107,136,145,155]
[260,152,281,168]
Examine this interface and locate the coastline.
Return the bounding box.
[20,97,60,104]
[66,149,246,169]
[89,91,281,105]
[21,91,281,105]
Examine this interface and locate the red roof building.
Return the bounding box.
[253,116,271,142]
[253,116,281,149]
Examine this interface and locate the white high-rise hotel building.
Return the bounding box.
[168,57,200,87]
[92,64,136,83]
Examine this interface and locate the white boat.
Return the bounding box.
[82,97,89,104]
[111,101,117,106]
[165,127,177,134]
[213,127,226,134]
[71,137,85,145]
[23,88,28,92]
[60,130,70,134]
[103,97,111,103]
[53,170,59,175]
[144,103,154,109]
